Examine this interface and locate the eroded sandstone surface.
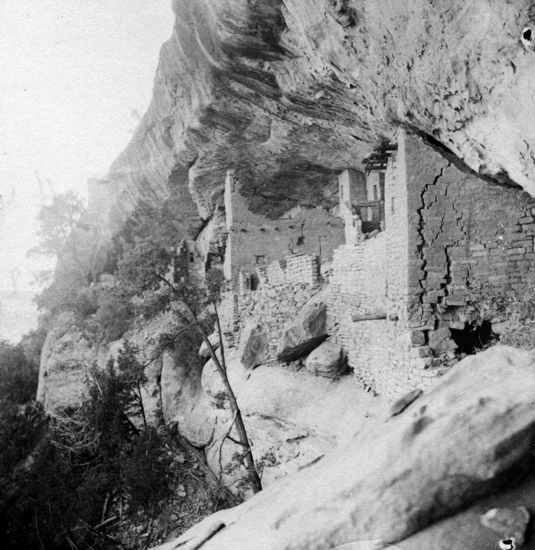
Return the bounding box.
[95,0,535,239]
[153,346,535,550]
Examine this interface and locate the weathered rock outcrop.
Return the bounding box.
[152,346,535,550]
[92,0,535,244]
[196,344,383,492]
[162,348,218,447]
[37,313,97,411]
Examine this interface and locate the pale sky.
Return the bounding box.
[0,0,173,340]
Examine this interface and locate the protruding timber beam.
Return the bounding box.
[352,311,387,322]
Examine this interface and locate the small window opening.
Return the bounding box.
[255,255,265,264]
[450,321,496,356]
[297,235,305,246]
[373,185,378,201]
[250,273,259,291]
[523,28,533,43]
[189,252,194,263]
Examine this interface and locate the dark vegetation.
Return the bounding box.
[464,276,535,351]
[0,190,255,548]
[0,336,237,549]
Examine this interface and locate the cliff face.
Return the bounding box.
[100,0,535,234]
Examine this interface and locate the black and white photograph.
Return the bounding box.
[1,1,535,549]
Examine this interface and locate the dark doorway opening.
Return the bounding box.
[450,321,497,355]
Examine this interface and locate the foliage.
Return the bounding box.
[466,277,535,350]
[28,191,89,280]
[34,266,98,317]
[124,428,172,512]
[0,341,163,549]
[94,287,135,342]
[0,340,40,405]
[20,326,49,368]
[112,220,261,493]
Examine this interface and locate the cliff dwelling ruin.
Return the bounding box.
[217,129,535,400]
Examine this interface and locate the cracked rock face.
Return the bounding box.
[99,0,535,238]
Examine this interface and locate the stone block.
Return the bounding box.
[277,296,328,362]
[411,331,426,346]
[305,340,346,378]
[238,321,269,369]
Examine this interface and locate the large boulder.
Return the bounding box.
[36,313,97,412]
[201,350,226,400]
[162,348,218,447]
[238,321,268,370]
[305,339,346,378]
[277,296,328,362]
[152,346,535,550]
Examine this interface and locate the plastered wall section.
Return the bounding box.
[223,171,344,288]
[404,131,535,356]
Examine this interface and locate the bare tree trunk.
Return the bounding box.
[136,381,148,431]
[155,272,262,493]
[184,303,262,494]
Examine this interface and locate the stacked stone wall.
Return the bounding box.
[327,132,535,400]
[224,172,344,288]
[327,148,434,400]
[237,255,321,362]
[327,235,388,393]
[404,132,535,356]
[222,134,535,402]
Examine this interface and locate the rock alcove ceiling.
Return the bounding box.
[100,0,535,232]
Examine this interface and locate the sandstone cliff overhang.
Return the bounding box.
[100,0,535,236]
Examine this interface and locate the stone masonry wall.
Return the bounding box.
[224,171,344,288]
[404,131,535,357]
[223,134,535,402]
[327,131,535,400]
[238,254,321,362]
[327,142,433,400]
[327,234,389,393]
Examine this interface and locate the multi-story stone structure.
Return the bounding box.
[222,129,535,400]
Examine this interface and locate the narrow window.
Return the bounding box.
[189,252,194,263]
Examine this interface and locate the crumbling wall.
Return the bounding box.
[224,171,344,288]
[238,254,321,362]
[328,131,535,400]
[327,152,435,400]
[404,131,535,357]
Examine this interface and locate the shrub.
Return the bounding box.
[0,341,40,405]
[125,428,172,512]
[94,288,134,342]
[466,277,535,350]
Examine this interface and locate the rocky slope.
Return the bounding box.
[154,346,535,550]
[96,0,535,238]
